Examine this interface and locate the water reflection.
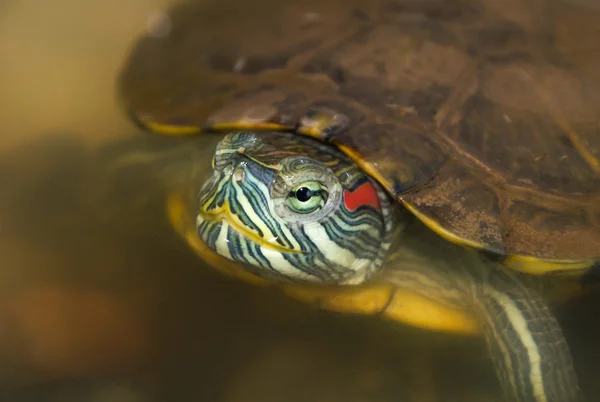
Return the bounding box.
[1,0,600,401]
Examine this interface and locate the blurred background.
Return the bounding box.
[0,0,599,401]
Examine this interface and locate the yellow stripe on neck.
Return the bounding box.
[166,190,270,287]
[199,203,303,254]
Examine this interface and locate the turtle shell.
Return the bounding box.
[119,0,600,273]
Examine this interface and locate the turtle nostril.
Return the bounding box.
[233,168,245,183]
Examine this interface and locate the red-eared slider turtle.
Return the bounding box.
[118,0,600,401]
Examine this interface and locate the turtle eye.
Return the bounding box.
[286,181,329,214]
[272,156,341,223]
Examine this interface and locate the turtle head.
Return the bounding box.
[195,131,395,285]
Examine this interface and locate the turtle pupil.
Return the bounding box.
[295,187,313,202]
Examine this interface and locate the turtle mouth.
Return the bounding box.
[198,203,302,255]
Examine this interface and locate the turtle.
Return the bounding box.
[116,0,600,401]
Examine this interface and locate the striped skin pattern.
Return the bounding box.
[377,226,584,402]
[196,131,395,284]
[481,288,578,402]
[464,263,583,402]
[192,131,584,402]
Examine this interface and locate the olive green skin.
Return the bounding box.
[119,0,600,269]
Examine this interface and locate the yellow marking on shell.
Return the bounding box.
[405,202,597,275]
[280,284,480,335]
[403,201,487,250]
[142,120,204,136]
[138,117,293,137]
[298,126,328,138]
[211,122,292,132]
[504,255,596,276]
[166,191,269,287]
[296,111,346,138]
[200,203,303,255]
[336,143,394,190]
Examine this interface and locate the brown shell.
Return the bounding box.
[119,0,600,262]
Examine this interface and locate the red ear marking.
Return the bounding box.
[343,182,381,212]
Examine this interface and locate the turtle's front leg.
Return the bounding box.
[471,266,584,402]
